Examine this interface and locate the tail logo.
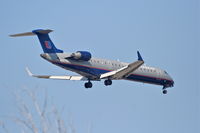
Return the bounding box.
[44,41,52,49]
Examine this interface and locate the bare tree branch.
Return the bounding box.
[69,118,76,133]
[27,89,48,133]
[52,105,67,133]
[15,89,39,133]
[0,121,10,133]
[1,88,90,133]
[42,90,48,117]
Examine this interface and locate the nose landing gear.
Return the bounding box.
[162,86,167,94]
[162,89,167,94]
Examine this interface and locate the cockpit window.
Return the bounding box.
[164,71,168,74]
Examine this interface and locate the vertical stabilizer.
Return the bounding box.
[32,29,63,53]
[10,29,63,53]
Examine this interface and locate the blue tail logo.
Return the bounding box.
[44,41,52,49]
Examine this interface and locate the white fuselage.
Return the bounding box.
[40,53,174,87]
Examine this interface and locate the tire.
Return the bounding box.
[163,90,167,94]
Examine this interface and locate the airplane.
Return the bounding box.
[10,29,174,94]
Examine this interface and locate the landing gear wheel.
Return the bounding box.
[163,89,167,94]
[84,81,93,88]
[104,79,112,86]
[84,83,89,88]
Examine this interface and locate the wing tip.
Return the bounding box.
[137,51,143,61]
[25,67,33,76]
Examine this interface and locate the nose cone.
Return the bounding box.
[170,79,174,87]
[168,75,174,87]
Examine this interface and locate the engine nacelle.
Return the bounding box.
[71,51,92,61]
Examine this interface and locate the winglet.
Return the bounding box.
[25,67,33,76]
[137,51,143,61]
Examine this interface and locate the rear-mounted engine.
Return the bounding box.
[71,51,92,61]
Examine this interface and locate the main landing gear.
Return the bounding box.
[84,79,113,89]
[84,81,92,88]
[162,86,167,94]
[104,79,112,86]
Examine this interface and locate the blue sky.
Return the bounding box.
[0,0,199,133]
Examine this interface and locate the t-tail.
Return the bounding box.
[10,29,63,53]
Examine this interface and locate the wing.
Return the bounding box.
[100,51,144,79]
[26,67,88,81]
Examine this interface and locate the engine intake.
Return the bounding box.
[71,51,92,61]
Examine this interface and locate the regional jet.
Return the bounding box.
[10,29,174,94]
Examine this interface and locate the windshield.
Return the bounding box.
[164,71,168,75]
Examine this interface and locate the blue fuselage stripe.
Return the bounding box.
[52,61,171,86]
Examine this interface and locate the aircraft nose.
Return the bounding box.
[168,75,174,87]
[171,80,174,87]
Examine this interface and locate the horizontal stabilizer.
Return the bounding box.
[10,32,35,37]
[9,29,53,37]
[32,29,53,34]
